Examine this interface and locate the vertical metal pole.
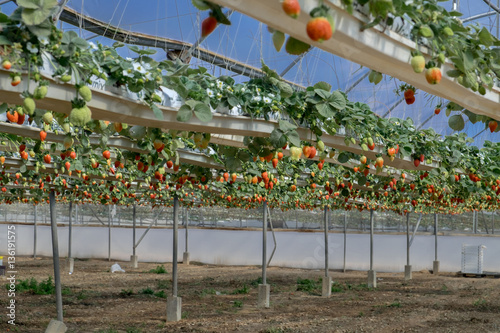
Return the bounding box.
[434,213,438,262]
[343,210,347,273]
[49,191,63,322]
[262,200,268,285]
[33,205,37,258]
[108,205,111,261]
[369,210,374,271]
[68,202,72,259]
[324,206,329,277]
[406,213,410,266]
[185,208,189,252]
[172,196,179,297]
[75,203,78,225]
[132,204,136,257]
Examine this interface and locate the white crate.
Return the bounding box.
[461,244,486,274]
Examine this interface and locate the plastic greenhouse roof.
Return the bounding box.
[1,0,499,146]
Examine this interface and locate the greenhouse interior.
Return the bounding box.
[0,0,500,331]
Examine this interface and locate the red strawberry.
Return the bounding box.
[434,108,441,115]
[201,16,217,38]
[425,67,442,84]
[405,96,415,105]
[306,17,333,43]
[43,154,51,164]
[282,0,300,18]
[17,113,25,125]
[39,130,47,142]
[69,151,76,159]
[420,154,425,162]
[2,60,11,70]
[413,159,420,167]
[403,89,414,99]
[488,120,498,133]
[102,150,111,159]
[65,161,71,170]
[6,111,19,123]
[11,76,21,86]
[166,160,173,169]
[272,158,278,168]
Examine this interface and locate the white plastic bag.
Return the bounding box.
[111,263,125,273]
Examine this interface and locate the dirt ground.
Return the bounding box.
[1,257,500,332]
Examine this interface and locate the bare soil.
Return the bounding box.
[2,257,500,332]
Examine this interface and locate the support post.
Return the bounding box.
[130,204,138,268]
[68,202,74,274]
[367,209,376,288]
[34,205,37,258]
[108,205,111,261]
[322,206,332,297]
[183,207,190,265]
[48,190,66,331]
[343,210,347,273]
[405,212,412,280]
[167,196,182,322]
[258,200,270,308]
[433,213,440,274]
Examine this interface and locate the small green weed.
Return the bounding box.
[387,301,401,308]
[473,298,487,308]
[233,300,243,308]
[154,290,167,298]
[119,289,134,297]
[139,287,154,295]
[125,328,142,333]
[149,265,167,274]
[200,288,217,297]
[231,284,250,294]
[296,278,320,294]
[8,277,55,295]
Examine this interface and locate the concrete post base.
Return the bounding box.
[130,255,138,268]
[67,258,74,275]
[258,284,270,308]
[322,276,332,297]
[166,296,182,322]
[433,260,440,274]
[45,319,67,333]
[183,252,190,265]
[404,265,412,280]
[367,270,377,288]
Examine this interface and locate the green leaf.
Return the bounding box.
[0,35,12,45]
[286,130,301,148]
[193,102,212,122]
[314,89,330,99]
[177,105,193,122]
[270,129,285,148]
[463,110,478,124]
[338,152,349,163]
[151,104,164,121]
[227,96,239,107]
[446,69,462,78]
[278,120,297,132]
[328,91,347,110]
[19,164,27,173]
[448,10,463,17]
[316,103,335,118]
[20,0,58,26]
[184,100,198,109]
[478,27,495,47]
[448,114,465,131]
[26,18,52,37]
[0,103,8,113]
[313,81,332,92]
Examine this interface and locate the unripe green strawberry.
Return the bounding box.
[69,106,92,126]
[316,140,325,152]
[367,137,374,146]
[290,146,302,161]
[60,74,72,82]
[78,86,92,102]
[419,25,434,38]
[23,97,36,116]
[442,27,453,36]
[151,93,162,103]
[62,123,70,133]
[410,55,425,73]
[272,31,285,52]
[368,70,383,84]
[42,111,53,124]
[33,86,48,99]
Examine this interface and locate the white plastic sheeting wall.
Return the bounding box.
[2,223,500,273]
